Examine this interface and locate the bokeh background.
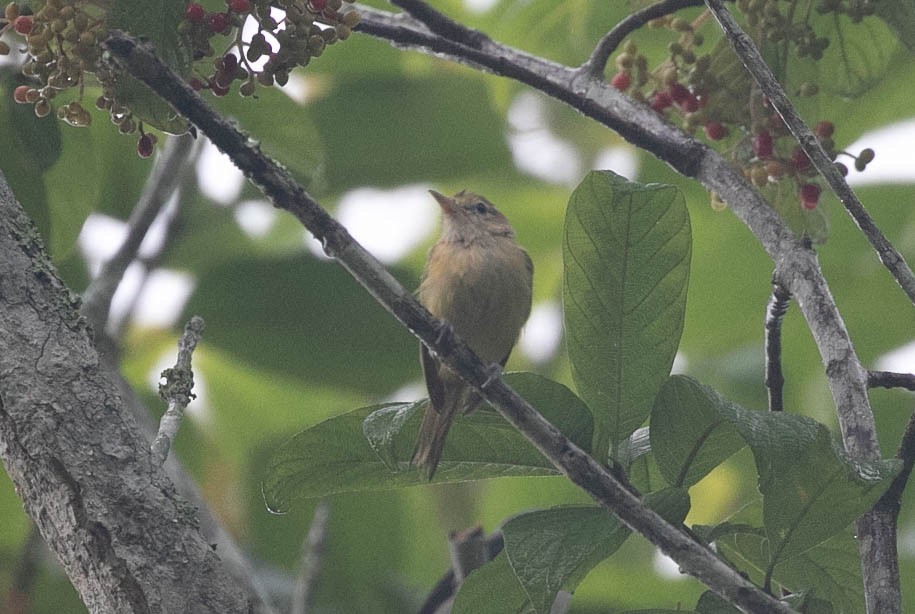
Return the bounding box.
[2,0,915,611]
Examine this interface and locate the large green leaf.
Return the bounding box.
[662,375,899,562]
[875,0,915,53]
[263,373,593,511]
[698,510,863,613]
[563,170,691,460]
[499,489,690,614]
[650,376,747,487]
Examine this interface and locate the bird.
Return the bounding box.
[412,189,533,479]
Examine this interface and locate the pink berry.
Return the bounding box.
[13,15,32,35]
[704,121,727,141]
[228,0,250,12]
[188,77,203,90]
[668,82,690,105]
[790,147,812,173]
[207,11,230,33]
[310,0,327,10]
[814,121,834,139]
[12,85,30,104]
[137,134,155,159]
[680,94,699,113]
[650,91,672,112]
[752,131,773,159]
[186,2,205,21]
[799,183,820,210]
[611,71,631,91]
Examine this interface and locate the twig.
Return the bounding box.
[580,0,705,77]
[764,278,791,412]
[868,371,915,392]
[80,134,196,333]
[449,526,486,584]
[703,0,915,306]
[418,532,504,614]
[150,315,205,466]
[388,0,488,48]
[292,500,331,614]
[102,32,797,614]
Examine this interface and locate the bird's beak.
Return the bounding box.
[430,190,458,216]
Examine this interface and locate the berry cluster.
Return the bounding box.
[2,0,358,157]
[180,0,359,97]
[609,4,876,222]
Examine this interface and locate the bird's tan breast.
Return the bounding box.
[419,238,532,364]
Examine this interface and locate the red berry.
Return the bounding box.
[228,0,250,12]
[680,94,699,113]
[610,71,631,91]
[13,15,32,35]
[137,134,155,159]
[704,121,728,141]
[207,11,230,33]
[814,120,834,139]
[186,2,205,21]
[799,183,820,210]
[310,0,327,10]
[650,91,672,112]
[790,146,812,173]
[188,77,203,90]
[12,85,30,104]
[668,82,690,105]
[210,80,230,96]
[752,131,773,159]
[221,53,238,74]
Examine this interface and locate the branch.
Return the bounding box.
[868,370,915,391]
[346,7,889,609]
[419,532,504,614]
[0,172,251,612]
[80,134,196,333]
[580,0,705,77]
[150,315,205,466]
[388,0,489,48]
[764,277,791,412]
[102,32,797,614]
[291,500,330,614]
[703,0,915,306]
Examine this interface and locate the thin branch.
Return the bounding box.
[448,526,486,584]
[868,371,915,392]
[292,500,331,614]
[150,315,205,466]
[703,0,915,306]
[388,0,488,48]
[103,32,797,614]
[80,134,196,332]
[419,532,504,614]
[580,0,705,77]
[764,278,791,412]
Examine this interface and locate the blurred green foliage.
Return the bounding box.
[1,0,915,612]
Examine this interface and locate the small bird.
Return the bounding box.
[412,190,533,479]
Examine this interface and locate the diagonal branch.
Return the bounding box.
[580,0,705,77]
[703,0,915,306]
[103,32,797,614]
[388,0,489,48]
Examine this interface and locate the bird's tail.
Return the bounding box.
[411,400,459,480]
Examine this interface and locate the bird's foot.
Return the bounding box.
[433,319,455,346]
[481,363,503,390]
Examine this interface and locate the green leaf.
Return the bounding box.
[108,0,191,134]
[713,521,862,614]
[695,590,739,613]
[501,489,690,614]
[875,0,915,53]
[452,551,535,614]
[563,170,691,459]
[263,373,593,511]
[734,410,899,562]
[650,376,747,487]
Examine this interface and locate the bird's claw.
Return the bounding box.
[481,363,503,389]
[433,320,455,346]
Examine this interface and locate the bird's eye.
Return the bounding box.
[474,202,488,214]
